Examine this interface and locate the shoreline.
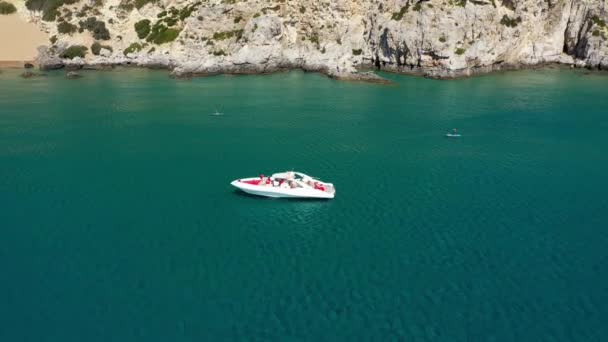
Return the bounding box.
[366,59,603,80]
[0,61,36,68]
[3,59,606,82]
[2,0,607,87]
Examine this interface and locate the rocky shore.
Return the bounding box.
[16,0,608,82]
[34,43,591,84]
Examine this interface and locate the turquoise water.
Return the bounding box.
[1,68,608,341]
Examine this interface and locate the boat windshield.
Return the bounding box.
[250,172,332,192]
[271,171,319,183]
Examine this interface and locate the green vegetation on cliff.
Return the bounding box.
[450,0,467,7]
[134,19,151,39]
[25,0,80,21]
[79,17,110,40]
[147,23,181,44]
[0,1,17,14]
[591,15,606,28]
[455,47,466,55]
[91,42,113,55]
[179,2,201,20]
[135,0,156,10]
[60,45,88,59]
[123,42,143,55]
[500,15,522,28]
[133,3,200,44]
[212,29,243,41]
[391,5,409,20]
[57,21,77,34]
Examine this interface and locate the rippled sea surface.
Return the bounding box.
[1,67,608,341]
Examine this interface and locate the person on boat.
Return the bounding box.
[452,128,457,134]
[280,180,289,189]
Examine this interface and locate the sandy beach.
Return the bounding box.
[0,12,47,66]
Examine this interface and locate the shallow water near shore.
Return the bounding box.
[1,68,608,341]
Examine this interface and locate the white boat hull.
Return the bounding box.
[231,180,335,199]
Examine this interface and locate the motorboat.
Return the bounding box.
[231,171,335,199]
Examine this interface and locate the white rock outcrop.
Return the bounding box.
[24,0,608,79]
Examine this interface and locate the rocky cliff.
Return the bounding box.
[16,0,608,78]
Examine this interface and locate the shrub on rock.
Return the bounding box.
[135,0,155,9]
[500,15,522,28]
[147,24,181,44]
[123,42,143,55]
[134,19,151,39]
[91,42,113,55]
[79,17,110,40]
[60,45,88,59]
[25,0,79,21]
[57,21,77,34]
[0,1,17,14]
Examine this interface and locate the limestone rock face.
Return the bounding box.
[65,56,85,70]
[36,46,64,71]
[23,0,608,78]
[99,48,112,57]
[66,71,82,79]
